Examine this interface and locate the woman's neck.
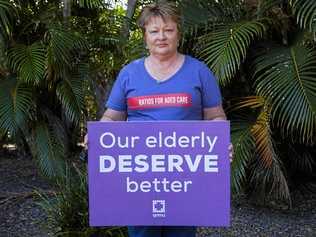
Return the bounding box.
[145,52,185,81]
[147,52,179,68]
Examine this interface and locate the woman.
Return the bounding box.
[90,1,230,237]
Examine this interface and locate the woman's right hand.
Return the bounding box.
[83,134,88,150]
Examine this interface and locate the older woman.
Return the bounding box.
[97,1,227,237]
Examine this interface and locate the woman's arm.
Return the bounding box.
[100,108,127,121]
[84,108,126,149]
[203,105,226,121]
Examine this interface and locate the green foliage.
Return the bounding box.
[290,0,316,32]
[198,21,265,85]
[46,27,88,71]
[0,0,15,40]
[33,121,66,178]
[249,108,290,203]
[75,0,107,8]
[254,44,316,143]
[0,76,33,136]
[231,118,255,193]
[180,0,316,204]
[255,0,284,17]
[8,43,47,85]
[38,163,127,237]
[56,63,88,125]
[2,0,129,173]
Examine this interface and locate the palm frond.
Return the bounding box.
[249,107,291,204]
[33,121,66,179]
[253,44,316,143]
[197,21,265,86]
[8,43,46,84]
[45,27,88,75]
[181,0,244,38]
[290,0,316,32]
[230,97,291,203]
[229,96,265,193]
[0,0,16,40]
[125,36,147,61]
[255,0,284,17]
[251,108,275,167]
[180,0,222,36]
[56,63,88,125]
[97,36,120,47]
[249,156,291,204]
[0,75,33,135]
[286,144,315,176]
[75,0,107,8]
[229,96,265,111]
[231,118,256,193]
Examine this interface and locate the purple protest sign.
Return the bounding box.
[88,121,230,226]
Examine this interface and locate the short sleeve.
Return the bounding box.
[199,64,222,108]
[105,69,127,111]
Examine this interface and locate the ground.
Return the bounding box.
[0,150,315,237]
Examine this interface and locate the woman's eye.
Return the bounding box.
[149,30,158,34]
[166,29,174,32]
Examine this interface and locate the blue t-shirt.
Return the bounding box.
[106,55,222,121]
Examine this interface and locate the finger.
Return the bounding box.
[83,135,88,150]
[229,152,233,163]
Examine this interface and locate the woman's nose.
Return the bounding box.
[158,31,167,40]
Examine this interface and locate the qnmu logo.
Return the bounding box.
[152,200,166,218]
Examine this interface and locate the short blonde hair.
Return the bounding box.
[137,1,182,34]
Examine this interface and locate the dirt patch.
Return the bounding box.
[0,150,54,237]
[198,191,316,237]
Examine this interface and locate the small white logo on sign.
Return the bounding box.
[152,200,166,218]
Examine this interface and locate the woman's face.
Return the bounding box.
[144,16,179,57]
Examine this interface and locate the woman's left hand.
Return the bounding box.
[229,143,233,163]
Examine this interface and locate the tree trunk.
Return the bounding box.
[121,0,138,39]
[62,0,71,26]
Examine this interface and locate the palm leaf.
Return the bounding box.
[255,0,284,17]
[249,108,291,204]
[229,96,264,193]
[124,36,147,61]
[180,0,224,36]
[253,44,316,143]
[33,121,66,179]
[0,0,15,40]
[75,0,106,8]
[229,96,266,110]
[287,144,315,175]
[197,21,265,86]
[97,36,120,47]
[231,118,256,193]
[229,96,290,202]
[8,43,46,84]
[56,63,88,125]
[181,0,245,38]
[0,75,33,135]
[290,0,316,32]
[45,27,88,75]
[251,108,275,167]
